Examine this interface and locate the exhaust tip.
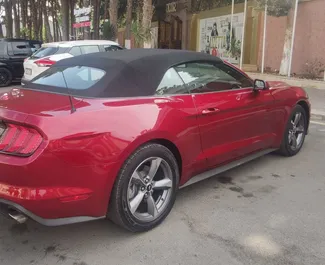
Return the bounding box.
[8,209,28,224]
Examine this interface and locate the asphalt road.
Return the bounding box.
[0,122,325,265]
[304,86,325,114]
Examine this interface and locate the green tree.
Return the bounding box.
[102,20,116,40]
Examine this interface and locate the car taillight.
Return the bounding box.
[34,57,56,67]
[0,122,43,156]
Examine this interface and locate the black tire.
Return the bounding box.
[108,143,179,232]
[278,105,307,157]
[0,68,13,87]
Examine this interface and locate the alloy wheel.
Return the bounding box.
[0,70,9,86]
[288,112,305,151]
[127,157,173,222]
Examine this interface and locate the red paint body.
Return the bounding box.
[0,70,310,222]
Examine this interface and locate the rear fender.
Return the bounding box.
[116,130,179,166]
[103,130,181,204]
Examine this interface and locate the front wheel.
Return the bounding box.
[0,68,12,87]
[278,105,307,157]
[108,143,179,232]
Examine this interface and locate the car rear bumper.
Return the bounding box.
[0,181,107,226]
[0,198,105,226]
[21,77,28,86]
[0,118,122,226]
[21,76,33,86]
[0,158,120,226]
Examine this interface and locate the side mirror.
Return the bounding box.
[253,79,268,91]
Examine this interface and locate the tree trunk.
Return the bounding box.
[38,0,43,41]
[125,0,132,48]
[21,0,27,38]
[96,0,100,39]
[279,11,294,76]
[28,16,32,40]
[27,0,32,39]
[43,0,53,42]
[92,0,100,39]
[104,0,109,19]
[13,0,21,38]
[56,19,62,41]
[141,0,153,48]
[51,0,57,41]
[70,0,75,39]
[109,0,118,39]
[3,0,13,38]
[61,0,70,41]
[30,0,38,39]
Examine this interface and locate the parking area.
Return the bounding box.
[0,122,324,265]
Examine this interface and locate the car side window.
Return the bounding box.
[69,46,82,56]
[31,66,106,90]
[174,62,253,94]
[155,68,187,95]
[103,45,123,51]
[218,63,253,88]
[8,42,31,56]
[80,45,100,54]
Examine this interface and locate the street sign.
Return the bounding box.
[74,7,91,17]
[74,7,91,28]
[73,21,91,28]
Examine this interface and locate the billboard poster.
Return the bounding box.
[198,13,244,64]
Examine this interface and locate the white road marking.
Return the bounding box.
[310,121,325,126]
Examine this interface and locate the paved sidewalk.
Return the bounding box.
[248,72,325,121]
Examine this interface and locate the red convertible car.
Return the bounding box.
[0,49,310,232]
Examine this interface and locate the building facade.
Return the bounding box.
[257,0,325,76]
[117,0,325,76]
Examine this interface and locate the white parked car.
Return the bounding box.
[22,40,123,83]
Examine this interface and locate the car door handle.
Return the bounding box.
[202,108,220,115]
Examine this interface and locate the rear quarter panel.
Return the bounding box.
[21,95,202,216]
[69,96,202,176]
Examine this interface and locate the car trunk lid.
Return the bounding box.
[0,87,77,120]
[0,87,81,158]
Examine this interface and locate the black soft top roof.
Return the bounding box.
[34,49,223,98]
